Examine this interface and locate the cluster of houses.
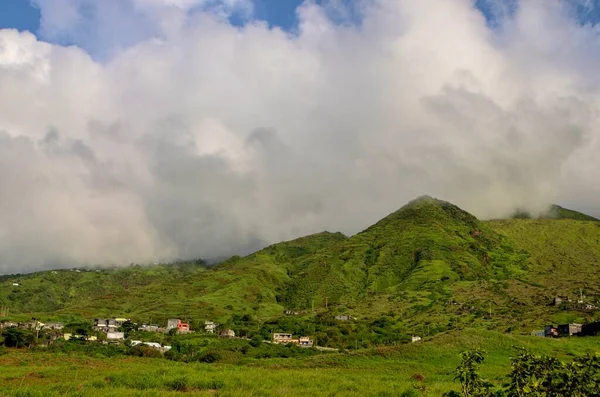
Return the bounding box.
[553,295,598,312]
[532,321,600,338]
[0,320,64,332]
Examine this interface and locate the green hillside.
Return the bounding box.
[1,196,600,342]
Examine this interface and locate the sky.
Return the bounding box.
[2,0,600,274]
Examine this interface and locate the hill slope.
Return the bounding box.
[1,197,600,339]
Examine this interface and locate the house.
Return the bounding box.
[544,325,559,338]
[335,315,355,321]
[553,297,563,306]
[273,333,294,344]
[220,329,235,338]
[107,332,125,340]
[581,322,600,336]
[94,319,109,332]
[12,283,19,287]
[43,322,64,331]
[204,321,218,333]
[557,323,583,336]
[0,321,18,329]
[114,318,129,326]
[298,336,313,347]
[411,336,422,343]
[167,319,179,330]
[167,319,190,333]
[138,324,160,332]
[531,330,545,337]
[63,334,97,341]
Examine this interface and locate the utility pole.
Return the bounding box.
[325,297,328,309]
[489,302,492,317]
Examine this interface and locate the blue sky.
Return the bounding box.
[1,0,307,34]
[0,0,506,38]
[2,0,600,40]
[0,0,40,33]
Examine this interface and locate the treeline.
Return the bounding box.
[445,348,600,397]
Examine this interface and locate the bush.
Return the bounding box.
[128,345,163,358]
[249,334,263,347]
[197,351,221,363]
[400,389,420,397]
[166,376,189,391]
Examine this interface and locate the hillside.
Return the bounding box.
[1,196,600,341]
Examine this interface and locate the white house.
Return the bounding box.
[411,336,422,343]
[107,332,125,340]
[204,321,218,333]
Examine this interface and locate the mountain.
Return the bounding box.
[512,204,599,221]
[1,196,600,339]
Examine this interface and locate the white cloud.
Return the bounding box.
[1,0,600,273]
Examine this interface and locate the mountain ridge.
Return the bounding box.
[1,196,600,343]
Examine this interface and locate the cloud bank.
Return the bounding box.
[1,0,600,273]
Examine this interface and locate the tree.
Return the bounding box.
[120,320,136,337]
[2,327,35,348]
[454,349,493,397]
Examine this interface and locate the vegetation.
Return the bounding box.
[1,196,600,343]
[446,348,600,396]
[1,196,600,395]
[1,329,599,396]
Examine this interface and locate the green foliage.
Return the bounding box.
[454,349,493,397]
[449,348,600,397]
[1,196,600,346]
[2,327,34,348]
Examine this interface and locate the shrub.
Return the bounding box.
[166,376,189,391]
[400,389,420,397]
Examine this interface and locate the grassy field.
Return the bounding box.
[1,330,600,397]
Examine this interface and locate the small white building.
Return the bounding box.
[204,321,218,333]
[107,332,125,340]
[12,283,19,287]
[411,336,422,343]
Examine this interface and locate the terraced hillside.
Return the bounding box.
[1,196,599,339]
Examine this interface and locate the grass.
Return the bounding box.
[1,330,600,396]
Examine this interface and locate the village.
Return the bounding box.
[0,316,318,351]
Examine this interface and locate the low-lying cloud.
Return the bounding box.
[1,0,600,273]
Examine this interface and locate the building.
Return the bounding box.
[544,325,559,338]
[94,319,109,332]
[581,322,600,336]
[220,329,235,338]
[335,315,355,321]
[167,319,190,333]
[273,333,294,344]
[43,322,64,331]
[298,336,313,347]
[273,333,313,347]
[558,323,583,336]
[531,330,545,337]
[167,319,180,330]
[412,336,422,343]
[138,324,160,332]
[107,332,125,340]
[204,321,218,333]
[63,334,97,341]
